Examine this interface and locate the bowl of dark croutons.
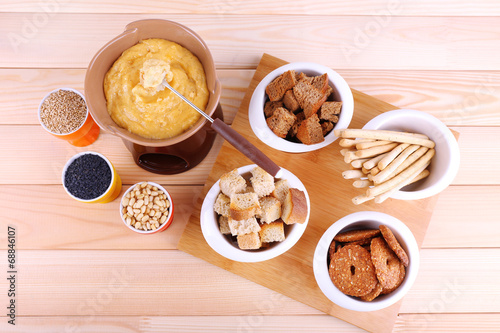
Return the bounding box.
[249,62,354,153]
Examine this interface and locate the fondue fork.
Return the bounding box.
[161,80,282,178]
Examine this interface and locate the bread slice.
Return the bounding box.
[213,193,230,217]
[259,220,285,243]
[237,232,262,250]
[229,192,261,220]
[257,196,281,223]
[265,70,297,102]
[296,113,324,145]
[281,188,308,225]
[264,100,284,118]
[318,101,342,122]
[219,169,246,197]
[282,89,300,113]
[228,216,261,236]
[266,107,296,138]
[293,81,328,118]
[271,179,289,206]
[250,166,275,197]
[218,215,231,235]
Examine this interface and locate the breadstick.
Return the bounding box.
[366,149,435,197]
[351,158,370,169]
[363,152,390,170]
[372,144,420,185]
[339,138,374,148]
[353,179,372,188]
[339,129,435,148]
[370,167,380,176]
[340,148,355,156]
[374,163,430,203]
[344,151,365,163]
[356,140,391,150]
[377,143,410,170]
[352,194,375,205]
[355,143,398,158]
[383,146,429,183]
[342,169,365,179]
[362,166,370,174]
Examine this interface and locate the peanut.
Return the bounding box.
[122,182,171,231]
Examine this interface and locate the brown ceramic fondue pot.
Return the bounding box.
[85,19,222,174]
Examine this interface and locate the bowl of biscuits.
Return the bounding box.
[200,164,310,262]
[248,62,354,153]
[313,211,419,312]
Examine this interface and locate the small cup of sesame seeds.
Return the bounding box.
[62,151,122,204]
[38,88,100,147]
[120,182,174,234]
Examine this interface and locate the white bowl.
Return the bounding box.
[363,109,460,200]
[120,182,174,234]
[249,62,354,153]
[313,211,420,312]
[200,164,310,262]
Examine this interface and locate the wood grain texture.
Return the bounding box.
[1,0,499,16]
[0,125,493,186]
[2,14,500,70]
[2,313,500,333]
[0,185,497,250]
[2,68,499,126]
[0,185,202,250]
[0,249,498,317]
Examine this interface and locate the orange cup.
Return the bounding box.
[38,88,100,147]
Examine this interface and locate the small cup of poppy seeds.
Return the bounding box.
[62,152,122,203]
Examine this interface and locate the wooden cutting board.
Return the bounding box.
[178,53,448,332]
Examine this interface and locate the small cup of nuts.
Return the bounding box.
[120,182,174,234]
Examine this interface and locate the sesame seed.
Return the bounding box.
[40,89,87,134]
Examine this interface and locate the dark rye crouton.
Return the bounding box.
[288,112,305,138]
[296,114,324,145]
[298,73,331,95]
[282,90,300,113]
[318,101,342,122]
[265,70,297,102]
[266,107,297,138]
[264,100,284,118]
[321,121,334,136]
[292,81,328,118]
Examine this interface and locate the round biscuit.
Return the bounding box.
[370,237,402,290]
[329,244,378,297]
[379,225,409,267]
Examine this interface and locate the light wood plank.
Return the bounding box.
[0,185,495,250]
[2,0,500,16]
[0,185,203,250]
[2,68,499,127]
[0,249,499,317]
[2,14,500,70]
[0,126,495,186]
[2,314,500,333]
[0,127,225,185]
[425,186,500,248]
[0,68,251,126]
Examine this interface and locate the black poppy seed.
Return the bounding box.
[64,154,112,200]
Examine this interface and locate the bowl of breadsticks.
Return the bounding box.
[335,109,460,203]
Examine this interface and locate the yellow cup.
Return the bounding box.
[62,152,122,203]
[39,88,100,147]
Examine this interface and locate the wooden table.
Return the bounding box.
[1,1,499,332]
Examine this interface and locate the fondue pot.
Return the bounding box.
[85,19,222,174]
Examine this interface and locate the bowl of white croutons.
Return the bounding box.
[200,164,310,262]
